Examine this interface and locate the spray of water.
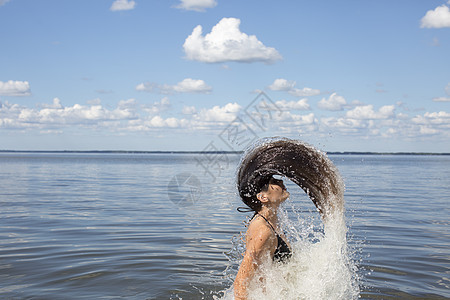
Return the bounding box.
[219,137,360,299]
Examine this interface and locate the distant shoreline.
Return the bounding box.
[0,150,449,156]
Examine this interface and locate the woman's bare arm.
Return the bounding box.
[233,221,274,300]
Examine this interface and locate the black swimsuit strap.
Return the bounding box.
[256,213,277,234]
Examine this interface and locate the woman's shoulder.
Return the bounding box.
[245,216,276,253]
[246,216,274,239]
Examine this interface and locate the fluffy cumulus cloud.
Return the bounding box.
[276,112,317,126]
[143,97,171,114]
[268,79,296,91]
[268,78,320,97]
[275,99,310,111]
[290,87,321,97]
[256,110,318,134]
[110,0,136,12]
[412,111,450,125]
[0,98,138,130]
[420,4,450,28]
[124,102,240,132]
[183,17,282,64]
[136,78,212,94]
[0,98,243,133]
[321,116,363,133]
[0,80,31,96]
[317,103,400,138]
[168,78,212,93]
[411,111,450,136]
[346,105,395,120]
[318,99,450,140]
[318,93,347,111]
[135,82,156,93]
[196,102,241,123]
[175,0,217,12]
[147,116,179,128]
[2,94,449,144]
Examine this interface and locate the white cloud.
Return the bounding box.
[433,97,450,102]
[446,82,450,95]
[346,105,395,120]
[289,87,321,97]
[321,117,363,133]
[125,115,187,131]
[410,111,450,136]
[144,97,171,114]
[0,98,138,130]
[0,99,240,132]
[182,106,197,115]
[136,82,155,92]
[292,112,316,125]
[275,99,310,110]
[268,79,296,91]
[268,78,320,97]
[0,80,31,96]
[175,0,217,12]
[41,98,63,109]
[419,126,439,135]
[136,78,212,94]
[420,4,450,28]
[128,102,241,132]
[147,116,179,128]
[183,17,282,64]
[117,98,138,110]
[275,111,316,124]
[169,78,212,93]
[265,111,318,134]
[413,111,450,124]
[165,117,179,128]
[2,94,449,145]
[196,102,241,122]
[425,111,450,120]
[156,96,170,107]
[318,93,347,111]
[0,0,10,6]
[110,0,136,12]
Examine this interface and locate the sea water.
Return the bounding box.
[0,152,449,299]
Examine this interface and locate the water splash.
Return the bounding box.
[219,137,360,299]
[219,211,360,300]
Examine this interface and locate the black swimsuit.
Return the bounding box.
[257,214,292,262]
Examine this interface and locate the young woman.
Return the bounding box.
[233,176,292,300]
[232,137,344,299]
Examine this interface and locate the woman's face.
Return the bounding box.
[266,180,290,204]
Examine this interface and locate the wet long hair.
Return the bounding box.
[237,137,344,217]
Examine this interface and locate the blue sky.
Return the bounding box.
[1,0,449,152]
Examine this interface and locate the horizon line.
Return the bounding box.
[0,150,449,156]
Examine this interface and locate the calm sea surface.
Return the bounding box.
[0,152,448,299]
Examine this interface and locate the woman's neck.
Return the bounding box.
[258,206,278,227]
